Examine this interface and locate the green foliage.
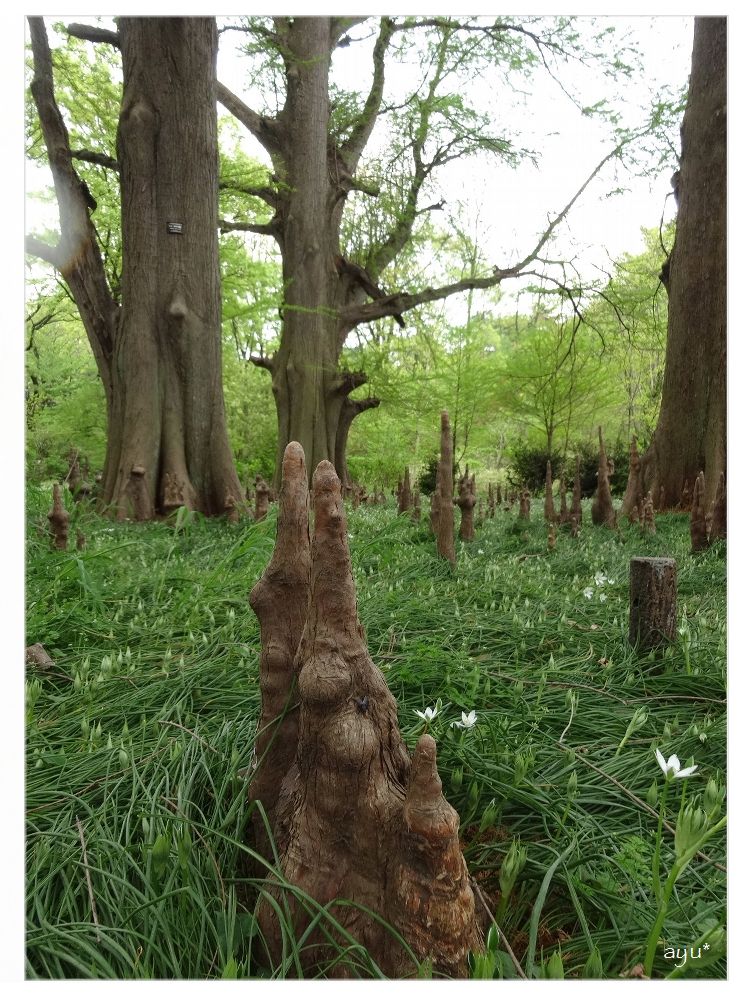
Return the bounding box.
[26,279,107,480]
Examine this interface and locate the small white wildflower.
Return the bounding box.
[594,571,607,587]
[451,710,478,730]
[583,587,594,599]
[655,748,698,779]
[599,593,607,603]
[415,706,439,722]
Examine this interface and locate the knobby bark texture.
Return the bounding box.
[455,468,476,541]
[28,17,243,518]
[638,17,726,506]
[247,443,311,859]
[437,411,456,565]
[249,444,481,976]
[591,428,617,529]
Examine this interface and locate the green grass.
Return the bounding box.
[25,486,726,979]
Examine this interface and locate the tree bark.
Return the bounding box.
[104,18,242,517]
[638,17,726,505]
[629,557,677,650]
[28,17,243,519]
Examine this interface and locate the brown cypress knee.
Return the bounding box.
[47,483,69,550]
[436,412,456,564]
[253,456,480,975]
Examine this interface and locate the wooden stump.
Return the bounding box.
[629,557,677,650]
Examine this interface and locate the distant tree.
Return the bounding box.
[638,17,726,504]
[217,15,645,487]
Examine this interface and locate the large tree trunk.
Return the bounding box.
[103,18,242,518]
[28,17,242,520]
[638,17,726,505]
[243,18,383,491]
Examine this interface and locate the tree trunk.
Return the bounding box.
[104,18,242,518]
[28,17,243,520]
[638,17,726,505]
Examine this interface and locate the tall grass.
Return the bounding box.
[25,486,726,978]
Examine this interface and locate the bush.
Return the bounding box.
[416,456,439,496]
[507,445,563,493]
[508,438,639,497]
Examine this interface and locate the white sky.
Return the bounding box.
[5,2,749,992]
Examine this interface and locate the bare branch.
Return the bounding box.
[219,179,277,208]
[25,235,65,269]
[218,218,278,238]
[331,17,370,48]
[510,141,630,274]
[250,354,275,372]
[340,18,395,173]
[217,82,281,156]
[67,22,120,47]
[71,149,119,172]
[331,370,368,396]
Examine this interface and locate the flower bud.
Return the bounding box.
[567,770,578,799]
[545,949,564,979]
[583,945,603,978]
[646,780,659,809]
[703,777,725,817]
[499,840,527,897]
[675,803,709,861]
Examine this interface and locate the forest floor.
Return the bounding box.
[25,487,726,979]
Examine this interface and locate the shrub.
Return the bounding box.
[507,445,563,493]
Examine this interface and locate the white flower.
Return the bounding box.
[655,748,698,779]
[415,706,439,722]
[452,710,478,729]
[478,549,484,555]
[583,587,594,600]
[608,577,615,585]
[594,571,607,587]
[599,593,607,603]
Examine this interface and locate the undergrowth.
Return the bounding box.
[25,486,727,979]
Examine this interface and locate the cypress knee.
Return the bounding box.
[709,471,727,542]
[591,427,616,528]
[47,483,69,550]
[571,456,583,526]
[544,460,557,523]
[690,472,709,552]
[252,454,481,975]
[629,556,677,650]
[437,412,456,564]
